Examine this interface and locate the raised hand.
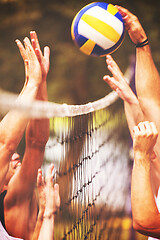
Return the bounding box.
[115,5,147,44]
[103,55,137,104]
[37,168,46,215]
[44,164,60,217]
[30,31,50,80]
[16,36,42,89]
[133,121,158,161]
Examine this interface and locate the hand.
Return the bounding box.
[103,55,137,104]
[44,164,60,216]
[115,5,147,44]
[133,121,158,159]
[30,31,50,80]
[16,37,42,88]
[37,168,46,214]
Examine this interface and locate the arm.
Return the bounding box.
[7,32,50,198]
[38,164,60,240]
[0,37,41,192]
[116,5,160,107]
[103,54,144,138]
[31,169,45,240]
[131,121,160,238]
[116,6,160,160]
[32,165,60,240]
[103,55,160,195]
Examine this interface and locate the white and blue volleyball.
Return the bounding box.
[71,2,125,57]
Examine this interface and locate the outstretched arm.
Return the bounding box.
[131,121,160,238]
[0,36,41,192]
[6,32,49,199]
[103,54,144,138]
[22,31,50,195]
[116,5,160,104]
[31,169,46,240]
[32,164,60,240]
[38,164,60,240]
[116,6,160,160]
[103,55,160,195]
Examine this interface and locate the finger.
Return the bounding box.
[115,5,130,17]
[133,125,140,136]
[24,37,37,63]
[150,122,158,136]
[106,54,112,61]
[54,184,60,207]
[31,39,37,52]
[143,121,153,135]
[54,183,59,192]
[109,63,124,81]
[106,57,124,82]
[30,31,41,50]
[32,39,43,61]
[35,48,45,77]
[37,168,43,187]
[35,48,43,65]
[106,55,118,70]
[103,75,120,91]
[23,37,33,57]
[15,39,27,61]
[138,121,147,132]
[46,163,54,187]
[115,6,132,30]
[24,59,29,83]
[137,121,153,137]
[44,46,50,61]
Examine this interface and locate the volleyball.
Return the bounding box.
[71,2,125,57]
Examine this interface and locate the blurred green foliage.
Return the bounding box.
[0,0,159,105]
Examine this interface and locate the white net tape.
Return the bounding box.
[0,90,119,118]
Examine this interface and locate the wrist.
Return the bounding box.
[37,80,48,101]
[43,211,57,219]
[17,84,39,103]
[134,151,151,166]
[133,27,147,45]
[126,94,139,105]
[136,38,149,48]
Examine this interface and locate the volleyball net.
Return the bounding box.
[0,58,145,240]
[46,103,131,240]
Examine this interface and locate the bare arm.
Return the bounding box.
[131,121,160,238]
[38,164,60,240]
[116,5,160,160]
[116,5,160,107]
[32,165,60,240]
[0,36,41,191]
[21,31,50,195]
[103,55,160,196]
[6,32,49,199]
[31,169,45,240]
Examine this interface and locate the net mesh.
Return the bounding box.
[45,104,131,240]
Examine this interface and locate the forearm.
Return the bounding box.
[136,45,160,108]
[31,210,44,240]
[25,118,49,150]
[131,152,160,234]
[26,79,49,147]
[0,83,39,160]
[124,94,144,138]
[150,158,160,197]
[135,45,160,161]
[38,216,54,240]
[37,79,48,101]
